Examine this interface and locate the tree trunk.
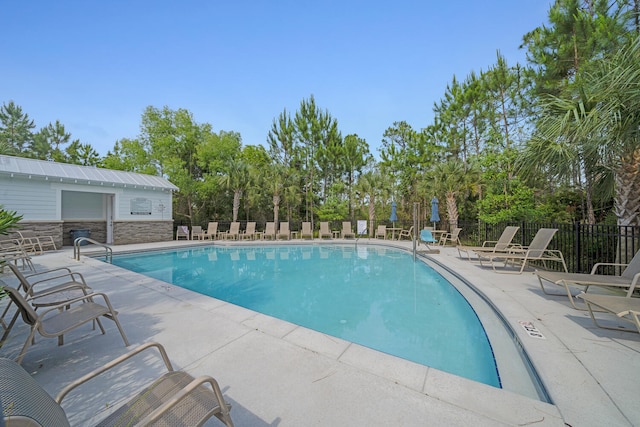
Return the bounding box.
[614,149,640,265]
[232,190,241,222]
[445,191,459,230]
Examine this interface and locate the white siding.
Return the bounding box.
[118,188,173,221]
[0,176,57,219]
[1,175,173,222]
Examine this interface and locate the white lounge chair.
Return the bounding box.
[375,225,387,239]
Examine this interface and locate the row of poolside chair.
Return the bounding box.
[0,262,234,425]
[456,225,640,334]
[1,230,59,273]
[176,221,364,241]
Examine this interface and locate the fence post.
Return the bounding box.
[574,222,581,273]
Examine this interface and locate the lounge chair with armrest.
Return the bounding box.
[205,221,219,240]
[264,222,276,240]
[341,222,355,239]
[457,226,520,260]
[277,222,290,240]
[300,222,313,239]
[398,226,414,240]
[375,225,387,239]
[191,225,205,240]
[535,249,640,309]
[0,284,129,364]
[578,282,640,333]
[319,222,332,239]
[1,263,93,328]
[478,228,567,274]
[439,227,461,246]
[0,341,234,426]
[242,221,258,240]
[17,229,57,253]
[176,226,189,240]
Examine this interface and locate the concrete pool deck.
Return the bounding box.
[1,239,639,426]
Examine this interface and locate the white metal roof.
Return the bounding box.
[0,155,179,191]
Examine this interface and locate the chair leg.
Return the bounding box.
[16,327,38,364]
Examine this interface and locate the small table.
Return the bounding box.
[386,227,403,240]
[332,231,341,239]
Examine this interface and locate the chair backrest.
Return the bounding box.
[342,222,352,233]
[265,222,276,235]
[192,226,203,234]
[207,222,218,235]
[0,358,71,426]
[622,249,640,279]
[4,285,38,326]
[494,226,520,250]
[177,226,189,236]
[320,222,330,234]
[420,229,437,243]
[451,228,462,238]
[245,222,256,234]
[376,225,386,234]
[7,262,32,293]
[229,222,240,234]
[279,222,290,233]
[527,228,558,258]
[302,222,312,234]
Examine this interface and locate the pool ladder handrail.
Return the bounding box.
[73,237,113,263]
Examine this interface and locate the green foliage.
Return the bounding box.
[0,207,22,235]
[315,195,348,220]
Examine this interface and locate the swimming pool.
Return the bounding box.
[111,244,503,386]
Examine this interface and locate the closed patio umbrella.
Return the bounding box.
[389,201,398,227]
[430,197,440,229]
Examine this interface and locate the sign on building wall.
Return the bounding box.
[130,197,152,215]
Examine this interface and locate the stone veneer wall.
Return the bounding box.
[113,220,174,244]
[62,221,107,246]
[7,220,174,247]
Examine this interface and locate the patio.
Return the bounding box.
[1,239,638,426]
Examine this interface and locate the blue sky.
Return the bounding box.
[2,1,551,157]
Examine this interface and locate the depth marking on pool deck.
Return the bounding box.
[518,321,546,339]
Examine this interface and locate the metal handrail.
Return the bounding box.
[73,237,112,263]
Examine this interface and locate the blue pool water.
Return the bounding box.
[111,244,500,387]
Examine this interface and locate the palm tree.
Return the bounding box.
[530,38,640,228]
[432,158,481,229]
[218,159,249,222]
[355,171,381,237]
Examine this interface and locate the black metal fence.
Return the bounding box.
[458,221,640,274]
